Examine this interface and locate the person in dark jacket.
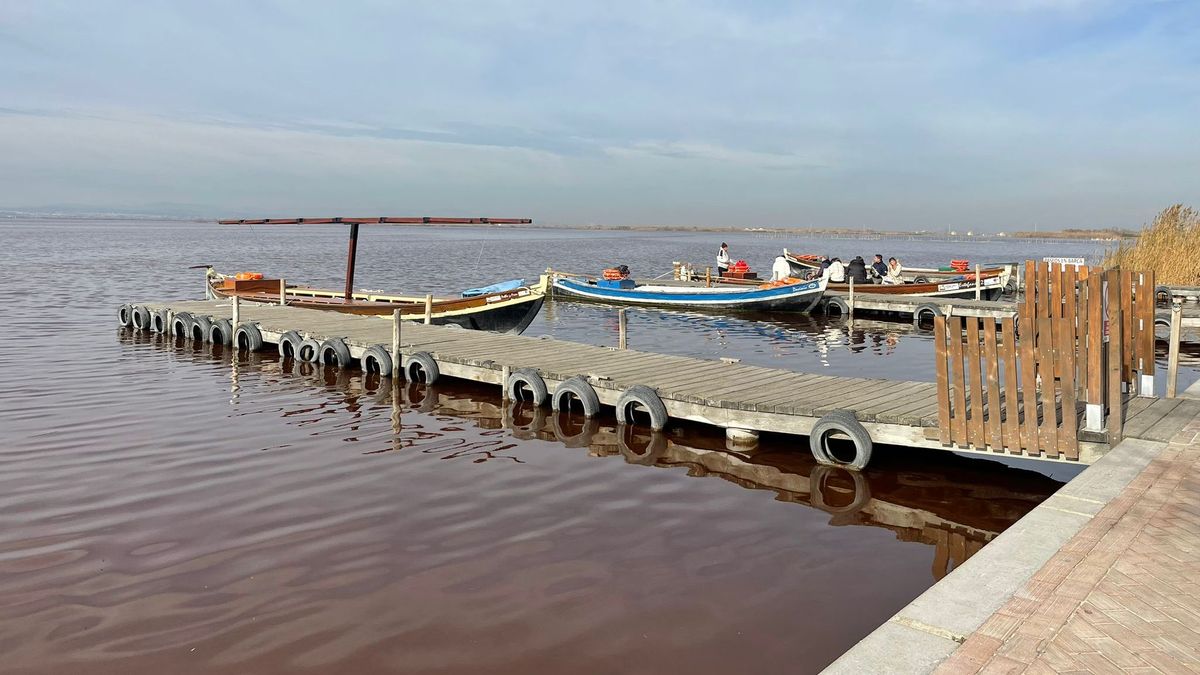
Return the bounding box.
[870,254,888,280]
[846,256,869,284]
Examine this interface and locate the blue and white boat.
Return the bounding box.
[551,274,828,312]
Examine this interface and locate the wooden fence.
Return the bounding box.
[934,261,1156,459]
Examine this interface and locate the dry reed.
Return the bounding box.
[1104,204,1200,285]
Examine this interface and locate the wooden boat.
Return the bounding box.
[550,272,828,311]
[823,267,1013,300]
[782,250,1014,284]
[208,271,548,333]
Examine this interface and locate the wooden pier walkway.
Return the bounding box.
[132,298,1117,464]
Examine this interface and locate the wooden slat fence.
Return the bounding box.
[934,260,1156,459]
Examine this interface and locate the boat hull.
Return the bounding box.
[783,250,1011,284]
[551,277,827,312]
[823,269,1011,299]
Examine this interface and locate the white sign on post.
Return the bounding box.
[1042,256,1085,268]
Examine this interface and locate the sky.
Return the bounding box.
[0,0,1197,230]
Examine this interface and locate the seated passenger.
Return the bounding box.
[883,257,904,285]
[846,256,869,284]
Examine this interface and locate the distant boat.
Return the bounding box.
[550,273,828,311]
[208,271,548,333]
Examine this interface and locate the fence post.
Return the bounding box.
[279,279,287,306]
[392,308,401,379]
[974,264,981,301]
[424,294,433,325]
[1167,300,1183,398]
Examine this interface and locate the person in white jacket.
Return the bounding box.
[771,255,791,281]
[883,257,904,285]
[823,257,846,283]
[716,243,730,276]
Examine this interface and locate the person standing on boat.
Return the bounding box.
[716,243,730,277]
[824,257,846,283]
[883,257,904,285]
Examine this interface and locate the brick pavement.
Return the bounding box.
[935,421,1200,674]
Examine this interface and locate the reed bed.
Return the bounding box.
[1104,204,1200,285]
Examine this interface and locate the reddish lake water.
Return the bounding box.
[1,220,1191,673]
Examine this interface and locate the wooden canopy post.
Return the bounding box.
[344,221,360,301]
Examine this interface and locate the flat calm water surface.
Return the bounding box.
[1,221,1192,673]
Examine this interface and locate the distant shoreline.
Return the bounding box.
[0,213,1136,241]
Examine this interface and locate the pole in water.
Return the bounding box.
[392,308,401,379]
[706,267,711,288]
[618,308,627,349]
[231,295,240,325]
[975,264,981,300]
[1168,300,1183,397]
[343,222,360,301]
[848,278,855,317]
[424,294,433,325]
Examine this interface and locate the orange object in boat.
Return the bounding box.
[235,271,264,281]
[602,268,624,280]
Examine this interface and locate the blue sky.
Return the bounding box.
[0,0,1196,229]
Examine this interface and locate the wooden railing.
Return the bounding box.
[934,261,1157,459]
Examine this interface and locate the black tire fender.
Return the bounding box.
[170,311,193,338]
[318,338,353,368]
[151,308,170,333]
[809,410,873,471]
[297,338,321,363]
[277,330,303,358]
[360,345,393,375]
[208,318,234,345]
[913,302,942,328]
[823,296,849,316]
[506,368,549,406]
[118,304,134,327]
[403,352,440,384]
[235,323,265,352]
[551,377,601,417]
[913,276,929,284]
[190,315,213,342]
[131,305,152,331]
[615,385,668,430]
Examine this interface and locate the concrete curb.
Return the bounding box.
[821,437,1167,674]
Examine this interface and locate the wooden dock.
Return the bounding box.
[129,298,1120,465]
[828,290,1017,325]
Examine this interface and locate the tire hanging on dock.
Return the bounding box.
[360,345,393,375]
[170,312,193,338]
[615,385,668,430]
[506,368,549,406]
[822,296,849,316]
[190,316,213,342]
[913,303,942,328]
[277,330,303,358]
[551,377,601,417]
[208,318,234,345]
[297,338,321,363]
[131,305,152,331]
[403,352,440,384]
[118,304,133,328]
[151,309,170,334]
[318,338,354,368]
[235,323,265,352]
[809,410,873,471]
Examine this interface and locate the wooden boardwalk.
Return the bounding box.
[136,299,1114,463]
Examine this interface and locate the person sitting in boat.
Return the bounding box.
[883,257,904,285]
[824,257,846,283]
[870,254,888,280]
[771,255,791,281]
[846,256,869,284]
[717,243,730,277]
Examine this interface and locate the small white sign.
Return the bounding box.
[1043,256,1085,267]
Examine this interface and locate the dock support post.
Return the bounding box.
[500,365,511,400]
[706,267,712,288]
[618,308,627,349]
[343,222,359,301]
[1167,300,1183,397]
[392,309,401,379]
[848,278,855,317]
[424,294,433,325]
[974,264,981,300]
[279,278,287,306]
[231,295,240,325]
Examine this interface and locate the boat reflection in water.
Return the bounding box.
[392,377,1062,582]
